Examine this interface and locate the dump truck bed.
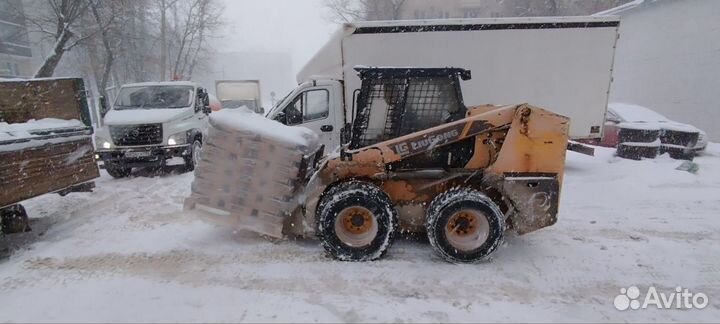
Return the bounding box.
[0,78,99,208]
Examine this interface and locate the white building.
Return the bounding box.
[597,0,720,141]
[0,0,33,77]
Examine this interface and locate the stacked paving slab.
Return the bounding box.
[184,110,319,238]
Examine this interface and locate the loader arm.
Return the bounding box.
[320,104,522,181]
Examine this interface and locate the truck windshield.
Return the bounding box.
[266,89,293,117]
[114,85,194,110]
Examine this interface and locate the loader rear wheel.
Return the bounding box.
[317,181,398,261]
[426,188,505,263]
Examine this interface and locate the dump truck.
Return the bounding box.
[265,16,620,151]
[186,67,579,263]
[0,78,99,234]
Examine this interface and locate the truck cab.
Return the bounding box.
[94,81,212,178]
[265,79,345,151]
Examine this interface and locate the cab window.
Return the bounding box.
[282,89,329,125]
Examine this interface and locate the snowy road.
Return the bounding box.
[1,146,719,322]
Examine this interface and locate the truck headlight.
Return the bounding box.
[96,136,112,149]
[168,133,187,145]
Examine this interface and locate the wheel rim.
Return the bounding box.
[444,209,490,252]
[192,141,202,166]
[334,206,378,247]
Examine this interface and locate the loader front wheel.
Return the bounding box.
[317,181,397,261]
[426,188,505,263]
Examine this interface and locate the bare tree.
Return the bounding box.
[164,0,222,80]
[324,0,629,22]
[324,0,365,23]
[87,0,119,98]
[28,0,94,77]
[324,0,405,22]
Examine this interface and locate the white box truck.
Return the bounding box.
[265,16,620,150]
[215,80,263,113]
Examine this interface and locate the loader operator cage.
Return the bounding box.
[349,67,471,149]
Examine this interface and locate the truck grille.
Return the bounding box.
[110,124,163,146]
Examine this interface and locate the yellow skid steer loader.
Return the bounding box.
[191,67,577,263]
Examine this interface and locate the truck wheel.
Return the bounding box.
[316,181,398,261]
[1,204,31,234]
[184,139,202,171]
[426,188,505,263]
[105,164,132,178]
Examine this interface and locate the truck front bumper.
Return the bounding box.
[95,144,191,168]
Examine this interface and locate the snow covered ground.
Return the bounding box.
[1,145,719,323]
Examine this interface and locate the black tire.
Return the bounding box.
[1,204,30,234]
[426,187,505,263]
[316,180,398,261]
[184,139,202,171]
[616,143,659,160]
[105,164,132,178]
[667,150,694,161]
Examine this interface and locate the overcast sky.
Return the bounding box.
[213,0,340,74]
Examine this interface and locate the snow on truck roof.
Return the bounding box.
[120,81,198,88]
[0,76,80,83]
[297,16,620,84]
[348,15,620,29]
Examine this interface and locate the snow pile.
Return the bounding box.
[103,108,191,125]
[0,143,719,322]
[0,118,84,141]
[609,102,701,133]
[208,109,318,147]
[0,118,89,152]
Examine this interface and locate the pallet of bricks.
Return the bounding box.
[0,78,99,217]
[184,109,320,238]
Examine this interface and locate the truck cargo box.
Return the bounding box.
[297,16,620,140]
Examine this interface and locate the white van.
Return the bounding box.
[94,81,211,178]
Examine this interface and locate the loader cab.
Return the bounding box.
[266,79,344,150]
[349,67,471,150]
[346,67,474,170]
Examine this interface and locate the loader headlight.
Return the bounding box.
[168,132,187,146]
[102,141,111,149]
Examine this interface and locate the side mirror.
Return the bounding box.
[202,93,210,107]
[273,111,287,124]
[99,95,109,118]
[196,88,210,111]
